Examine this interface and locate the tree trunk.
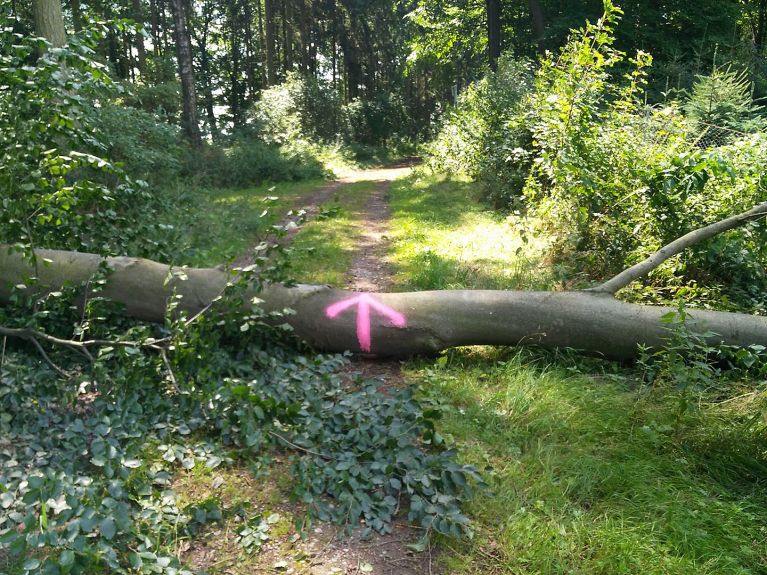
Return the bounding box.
[756,0,767,52]
[229,0,243,126]
[150,0,162,56]
[132,0,148,73]
[170,0,202,145]
[243,0,258,102]
[265,0,277,85]
[486,0,501,71]
[196,11,219,138]
[282,0,293,72]
[2,249,766,361]
[70,0,82,33]
[528,0,545,53]
[33,0,67,47]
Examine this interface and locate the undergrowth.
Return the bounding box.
[0,263,481,574]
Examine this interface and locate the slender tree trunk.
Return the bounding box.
[70,0,82,33]
[299,0,312,74]
[197,13,219,138]
[486,0,501,70]
[132,0,148,73]
[265,0,277,85]
[528,0,545,53]
[243,0,258,103]
[282,0,292,72]
[170,0,202,144]
[229,0,242,127]
[340,22,360,100]
[150,0,162,56]
[33,0,67,47]
[756,0,767,52]
[257,0,268,87]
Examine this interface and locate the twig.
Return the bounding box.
[160,348,180,392]
[268,430,332,461]
[1,336,6,375]
[28,335,70,378]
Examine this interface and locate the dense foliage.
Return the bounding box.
[430,2,767,312]
[0,269,480,573]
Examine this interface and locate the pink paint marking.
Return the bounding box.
[325,294,407,353]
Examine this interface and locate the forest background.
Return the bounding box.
[4,0,767,573]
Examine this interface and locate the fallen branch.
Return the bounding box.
[0,324,169,378]
[593,201,767,295]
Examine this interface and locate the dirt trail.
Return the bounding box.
[288,161,440,575]
[218,162,441,575]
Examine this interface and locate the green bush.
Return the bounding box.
[0,22,175,260]
[95,105,186,184]
[522,2,767,310]
[429,55,533,208]
[191,139,327,188]
[345,92,411,147]
[252,73,350,145]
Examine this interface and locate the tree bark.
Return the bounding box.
[593,201,767,295]
[33,0,67,47]
[2,249,766,361]
[132,0,148,73]
[265,0,277,85]
[170,0,202,145]
[70,0,82,33]
[486,0,501,71]
[528,0,545,53]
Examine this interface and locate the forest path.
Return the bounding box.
[287,159,438,575]
[202,161,440,575]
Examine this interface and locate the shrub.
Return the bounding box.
[95,104,186,184]
[345,92,410,147]
[429,54,533,208]
[191,139,327,188]
[252,73,350,145]
[0,22,175,260]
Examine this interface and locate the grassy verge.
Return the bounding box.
[405,348,767,574]
[388,172,554,291]
[164,178,331,267]
[383,172,767,573]
[288,180,379,285]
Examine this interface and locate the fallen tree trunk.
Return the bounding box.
[1,248,766,360]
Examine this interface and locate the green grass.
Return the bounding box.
[382,171,767,574]
[161,167,767,574]
[288,180,379,285]
[388,172,554,291]
[406,348,767,574]
[165,178,331,267]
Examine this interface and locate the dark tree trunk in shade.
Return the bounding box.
[243,0,258,102]
[132,0,147,72]
[265,0,277,85]
[755,0,767,51]
[150,0,162,55]
[70,0,82,32]
[229,0,242,126]
[282,0,293,72]
[529,0,545,52]
[170,0,202,145]
[487,0,501,70]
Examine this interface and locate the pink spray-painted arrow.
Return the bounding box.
[325,294,407,353]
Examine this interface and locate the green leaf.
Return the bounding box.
[100,517,116,540]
